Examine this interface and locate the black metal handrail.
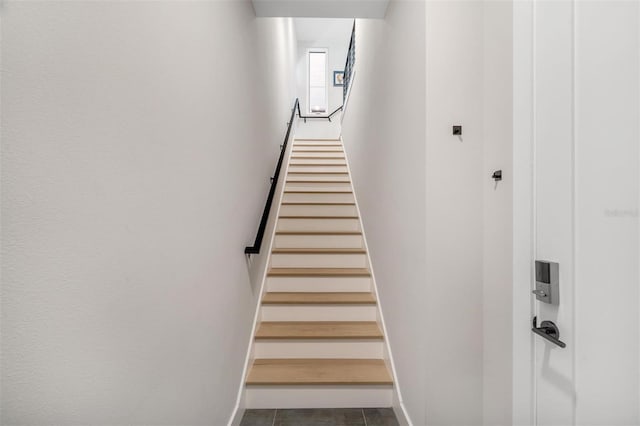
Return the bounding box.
[343,21,355,103]
[297,104,343,123]
[245,98,299,255]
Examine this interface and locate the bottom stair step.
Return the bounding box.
[246,359,393,385]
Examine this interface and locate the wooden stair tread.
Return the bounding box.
[279,215,358,219]
[246,359,392,385]
[275,231,361,235]
[272,248,366,254]
[294,138,341,141]
[262,292,376,305]
[293,144,342,146]
[268,267,370,277]
[289,163,347,166]
[255,321,382,339]
[293,145,342,148]
[286,180,350,183]
[281,201,355,205]
[284,190,353,194]
[291,156,346,159]
[287,172,349,175]
[291,151,344,154]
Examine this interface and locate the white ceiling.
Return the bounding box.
[252,0,389,19]
[294,18,354,43]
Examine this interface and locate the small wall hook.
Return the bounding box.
[492,170,502,181]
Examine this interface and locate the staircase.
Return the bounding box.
[244,138,394,409]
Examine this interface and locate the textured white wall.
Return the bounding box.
[424,2,485,424]
[342,1,513,425]
[482,2,513,425]
[0,2,297,424]
[341,2,428,424]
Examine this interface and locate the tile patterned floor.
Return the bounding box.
[240,408,399,426]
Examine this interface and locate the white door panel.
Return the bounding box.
[522,1,640,425]
[534,1,576,425]
[573,1,639,423]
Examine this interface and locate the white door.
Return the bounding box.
[515,1,640,425]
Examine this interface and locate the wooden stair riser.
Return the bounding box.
[253,340,384,359]
[270,253,368,269]
[266,276,372,293]
[288,166,349,173]
[282,193,355,203]
[278,204,358,217]
[245,386,393,409]
[260,305,377,321]
[274,233,363,249]
[277,218,361,232]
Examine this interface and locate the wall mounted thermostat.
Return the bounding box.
[533,260,559,305]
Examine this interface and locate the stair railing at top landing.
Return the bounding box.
[296,20,355,124]
[244,22,356,255]
[343,20,355,104]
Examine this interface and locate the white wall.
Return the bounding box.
[341,1,513,425]
[482,2,513,425]
[425,2,485,424]
[0,2,297,424]
[341,3,428,424]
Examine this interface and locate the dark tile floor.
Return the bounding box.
[240,408,399,426]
